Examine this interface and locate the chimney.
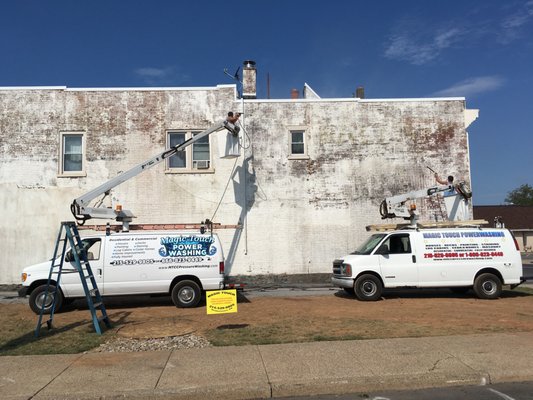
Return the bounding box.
[242,60,257,99]
[355,86,365,99]
[291,88,299,99]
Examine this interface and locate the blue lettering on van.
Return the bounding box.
[159,236,215,257]
[423,233,442,239]
[460,231,504,238]
[442,232,461,238]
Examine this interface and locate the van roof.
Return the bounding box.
[81,230,221,237]
[366,219,489,232]
[373,227,508,235]
[78,223,240,233]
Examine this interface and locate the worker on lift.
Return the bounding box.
[226,112,241,136]
[226,111,241,124]
[434,173,456,197]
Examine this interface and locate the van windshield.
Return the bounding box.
[351,234,386,255]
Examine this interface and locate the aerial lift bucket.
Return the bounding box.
[444,193,471,221]
[218,129,240,159]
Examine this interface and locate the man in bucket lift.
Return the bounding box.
[434,173,456,197]
[226,111,241,123]
[226,111,241,136]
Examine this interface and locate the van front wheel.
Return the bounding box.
[171,280,201,308]
[473,273,502,299]
[29,284,63,314]
[354,274,383,301]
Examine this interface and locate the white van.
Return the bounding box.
[332,228,524,300]
[20,230,226,313]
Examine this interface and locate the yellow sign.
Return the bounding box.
[206,289,238,315]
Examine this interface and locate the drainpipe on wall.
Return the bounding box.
[241,60,256,255]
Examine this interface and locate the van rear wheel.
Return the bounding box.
[171,280,201,308]
[473,273,502,299]
[354,274,383,301]
[29,284,63,314]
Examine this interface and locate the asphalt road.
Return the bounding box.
[281,381,533,400]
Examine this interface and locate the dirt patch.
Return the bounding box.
[3,288,533,349]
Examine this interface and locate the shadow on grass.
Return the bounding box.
[0,318,93,355]
[61,290,251,312]
[0,311,131,356]
[216,324,250,330]
[334,287,533,301]
[236,291,251,303]
[63,295,174,311]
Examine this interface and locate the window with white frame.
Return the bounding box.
[59,132,85,176]
[192,132,210,169]
[289,129,309,159]
[167,130,212,171]
[168,132,187,168]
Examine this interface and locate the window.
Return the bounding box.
[351,234,387,255]
[167,130,212,172]
[384,234,412,254]
[168,132,186,168]
[83,238,102,261]
[192,132,210,169]
[288,128,309,159]
[66,238,101,262]
[291,131,305,154]
[59,132,85,177]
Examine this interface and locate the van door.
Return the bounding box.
[376,233,418,287]
[60,238,104,297]
[102,233,166,295]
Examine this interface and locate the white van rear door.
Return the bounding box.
[377,233,418,287]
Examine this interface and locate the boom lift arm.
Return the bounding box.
[70,119,239,227]
[379,182,472,224]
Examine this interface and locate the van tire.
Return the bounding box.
[473,273,502,299]
[354,274,383,301]
[171,280,201,308]
[29,284,63,314]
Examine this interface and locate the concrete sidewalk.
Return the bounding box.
[1,332,533,400]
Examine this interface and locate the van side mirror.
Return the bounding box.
[375,244,389,255]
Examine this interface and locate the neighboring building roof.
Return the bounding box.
[473,205,533,230]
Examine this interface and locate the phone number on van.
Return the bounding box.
[424,251,504,259]
[110,257,206,266]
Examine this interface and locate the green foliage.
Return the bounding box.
[505,184,533,206]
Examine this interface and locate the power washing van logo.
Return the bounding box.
[159,236,216,257]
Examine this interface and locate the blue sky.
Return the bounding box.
[1,0,532,205]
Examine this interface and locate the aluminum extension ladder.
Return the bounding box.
[35,221,111,336]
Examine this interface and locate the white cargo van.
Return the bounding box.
[332,228,524,300]
[20,230,226,313]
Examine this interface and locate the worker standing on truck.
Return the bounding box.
[435,173,456,196]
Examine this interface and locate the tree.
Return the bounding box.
[505,184,533,206]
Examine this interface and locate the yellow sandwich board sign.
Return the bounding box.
[206,289,238,314]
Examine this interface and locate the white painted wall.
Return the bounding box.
[0,86,473,284]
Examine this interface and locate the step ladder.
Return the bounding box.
[35,221,111,337]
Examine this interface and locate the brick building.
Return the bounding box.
[474,205,533,252]
[0,61,478,284]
